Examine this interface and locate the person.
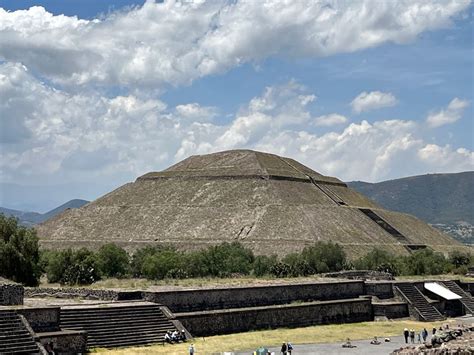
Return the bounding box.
[171,330,179,342]
[280,342,287,354]
[409,329,415,344]
[417,332,421,343]
[164,331,172,343]
[181,329,187,342]
[403,328,409,343]
[432,327,436,335]
[370,336,381,345]
[342,338,356,348]
[287,342,293,354]
[422,328,428,342]
[189,343,195,355]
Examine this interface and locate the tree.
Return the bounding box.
[301,241,346,273]
[448,251,472,268]
[96,243,129,278]
[354,248,400,276]
[0,214,41,286]
[45,248,101,285]
[401,249,448,276]
[253,255,278,277]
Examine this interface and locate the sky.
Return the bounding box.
[0,0,473,212]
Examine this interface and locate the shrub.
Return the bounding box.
[253,255,278,277]
[0,214,41,286]
[199,242,255,277]
[270,262,291,278]
[400,249,449,276]
[448,251,472,269]
[45,248,101,285]
[282,253,314,277]
[354,248,400,276]
[130,246,168,277]
[141,249,183,280]
[301,241,346,273]
[96,243,129,278]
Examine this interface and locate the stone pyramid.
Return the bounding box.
[37,150,463,258]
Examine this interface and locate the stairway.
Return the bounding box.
[441,280,474,314]
[395,284,445,321]
[0,310,41,354]
[60,302,179,349]
[359,209,410,244]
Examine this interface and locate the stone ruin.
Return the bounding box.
[37,149,466,258]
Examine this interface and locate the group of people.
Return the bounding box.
[403,327,430,344]
[280,341,294,354]
[164,329,187,343]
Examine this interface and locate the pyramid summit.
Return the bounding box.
[37,149,464,258]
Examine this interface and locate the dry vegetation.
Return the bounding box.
[93,319,454,354]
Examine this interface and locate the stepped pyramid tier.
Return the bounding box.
[37,149,465,258]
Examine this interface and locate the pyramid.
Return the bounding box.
[37,150,464,258]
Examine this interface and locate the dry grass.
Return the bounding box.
[39,274,473,291]
[92,319,455,355]
[40,276,331,290]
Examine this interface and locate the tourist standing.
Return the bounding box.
[422,328,428,342]
[432,327,436,335]
[189,343,195,355]
[287,342,293,354]
[409,329,415,344]
[280,342,287,354]
[403,328,409,343]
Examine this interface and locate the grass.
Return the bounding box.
[39,274,474,291]
[92,319,455,354]
[40,275,329,290]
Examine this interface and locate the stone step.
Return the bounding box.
[59,304,181,348]
[61,305,162,314]
[61,312,168,322]
[87,336,165,348]
[64,323,174,335]
[0,344,40,354]
[87,326,173,337]
[61,318,173,329]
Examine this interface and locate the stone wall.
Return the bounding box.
[176,298,372,336]
[0,283,24,305]
[373,302,408,319]
[15,307,60,332]
[324,270,393,280]
[25,287,142,301]
[38,330,87,354]
[144,281,365,313]
[365,282,394,299]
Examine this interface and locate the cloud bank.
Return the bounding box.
[0,0,469,88]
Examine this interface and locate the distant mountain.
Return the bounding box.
[0,199,89,226]
[348,171,474,244]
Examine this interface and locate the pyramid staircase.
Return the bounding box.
[60,302,180,349]
[441,280,474,314]
[0,310,41,354]
[359,209,409,243]
[395,283,445,321]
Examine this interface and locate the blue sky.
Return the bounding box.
[0,0,473,212]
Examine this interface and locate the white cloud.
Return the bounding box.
[0,0,469,88]
[1,64,472,189]
[314,113,348,126]
[175,103,217,122]
[351,91,398,113]
[426,97,470,127]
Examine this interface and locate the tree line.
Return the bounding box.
[0,214,472,286]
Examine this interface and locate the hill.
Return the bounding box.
[348,171,473,244]
[0,199,89,226]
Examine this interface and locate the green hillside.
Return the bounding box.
[348,171,473,244]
